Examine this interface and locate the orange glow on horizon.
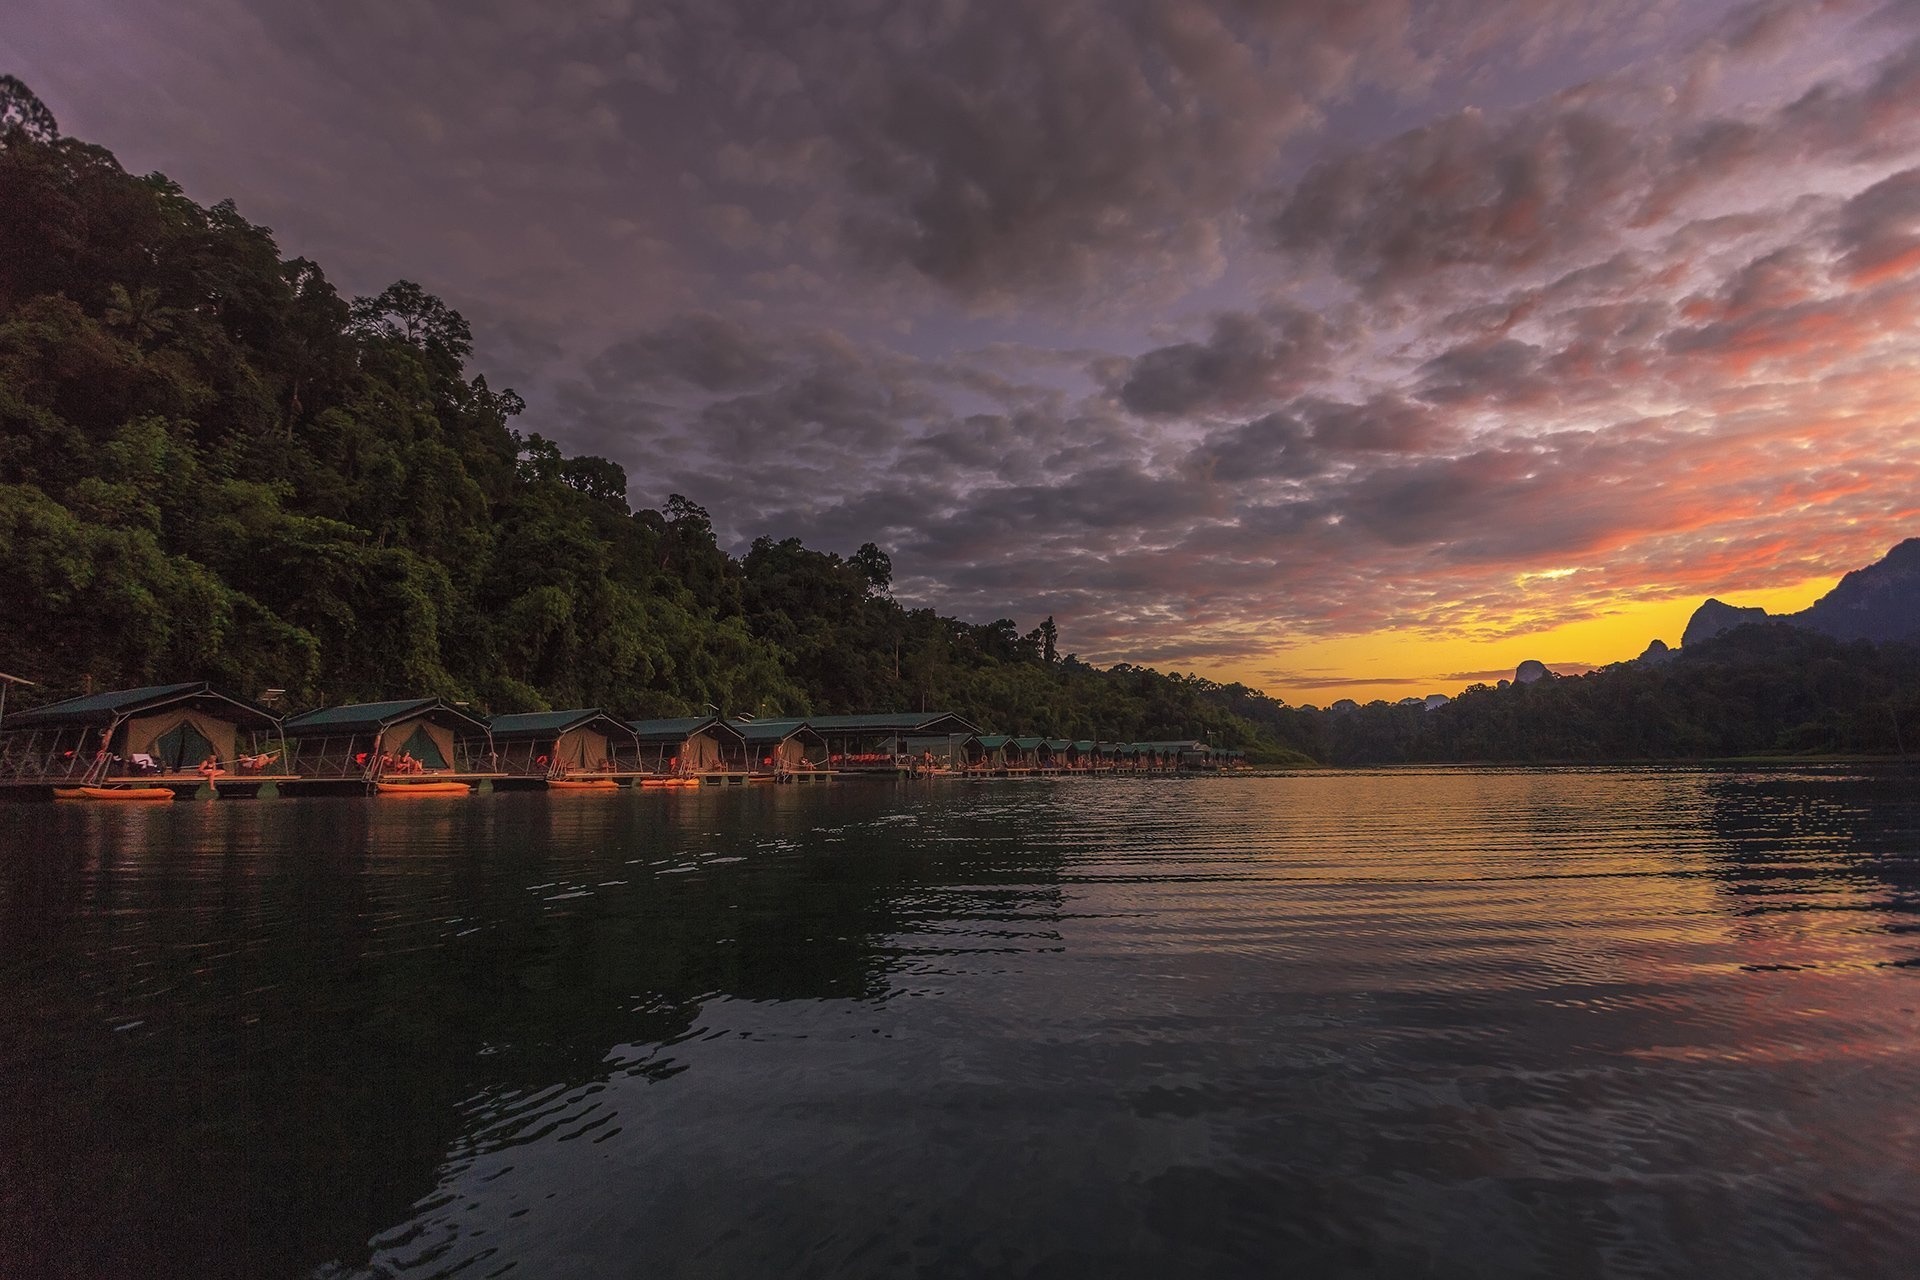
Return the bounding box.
[1212,575,1837,707]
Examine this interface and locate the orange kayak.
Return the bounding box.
[548,778,619,791]
[54,786,176,802]
[375,780,470,796]
[637,777,701,788]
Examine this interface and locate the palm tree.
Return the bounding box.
[103,283,181,348]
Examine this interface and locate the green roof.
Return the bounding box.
[1045,738,1073,751]
[1074,740,1096,751]
[3,682,278,729]
[630,716,744,745]
[976,734,1012,750]
[2,679,280,729]
[727,717,819,744]
[903,734,977,751]
[1011,737,1047,750]
[490,709,632,740]
[807,712,979,735]
[284,699,484,736]
[5,681,200,725]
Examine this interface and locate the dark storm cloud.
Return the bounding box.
[1415,339,1553,407]
[1114,308,1336,416]
[12,0,1920,682]
[1267,106,1643,290]
[1262,2,1920,292]
[1834,167,1920,285]
[1191,396,1444,482]
[587,314,784,393]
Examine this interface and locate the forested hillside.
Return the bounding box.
[0,80,1309,759]
[1288,625,1920,765]
[7,80,1918,768]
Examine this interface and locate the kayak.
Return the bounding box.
[374,780,470,796]
[548,778,619,791]
[637,777,701,788]
[54,786,176,802]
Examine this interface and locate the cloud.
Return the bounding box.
[586,313,783,393]
[14,0,1920,687]
[1115,308,1335,417]
[1190,395,1446,482]
[1835,166,1920,285]
[1267,105,1644,291]
[1261,4,1920,294]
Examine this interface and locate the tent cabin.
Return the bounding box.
[727,718,828,776]
[1045,738,1075,770]
[998,740,1044,771]
[1133,740,1208,771]
[0,681,283,786]
[485,710,638,778]
[282,698,491,781]
[900,733,985,773]
[1011,737,1055,770]
[628,717,746,775]
[811,713,980,770]
[975,734,1013,771]
[1068,740,1097,770]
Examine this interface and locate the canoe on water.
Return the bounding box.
[637,777,701,788]
[374,780,471,796]
[53,786,176,802]
[548,779,619,791]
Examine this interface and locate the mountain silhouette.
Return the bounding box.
[1680,539,1920,647]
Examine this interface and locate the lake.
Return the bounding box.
[2,768,1919,1278]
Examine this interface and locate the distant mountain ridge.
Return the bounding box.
[1681,538,1920,648]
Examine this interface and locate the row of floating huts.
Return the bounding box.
[0,681,1249,800]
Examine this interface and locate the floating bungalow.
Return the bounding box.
[810,713,980,772]
[974,734,1013,772]
[1131,742,1187,771]
[1010,736,1056,771]
[0,681,287,794]
[281,698,494,788]
[1120,740,1245,771]
[484,710,639,783]
[628,716,748,782]
[0,670,1249,801]
[727,718,832,782]
[900,733,986,774]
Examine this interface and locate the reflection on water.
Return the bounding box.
[2,769,1919,1278]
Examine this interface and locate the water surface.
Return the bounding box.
[3,768,1919,1278]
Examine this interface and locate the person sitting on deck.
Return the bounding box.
[197,754,223,779]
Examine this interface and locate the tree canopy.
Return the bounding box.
[4,81,1913,767]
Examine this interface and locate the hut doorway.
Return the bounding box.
[153,721,215,770]
[397,724,448,769]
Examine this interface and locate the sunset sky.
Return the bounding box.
[10,0,1920,703]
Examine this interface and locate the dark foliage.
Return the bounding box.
[0,87,1310,760]
[1295,624,1920,765]
[6,82,1911,768]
